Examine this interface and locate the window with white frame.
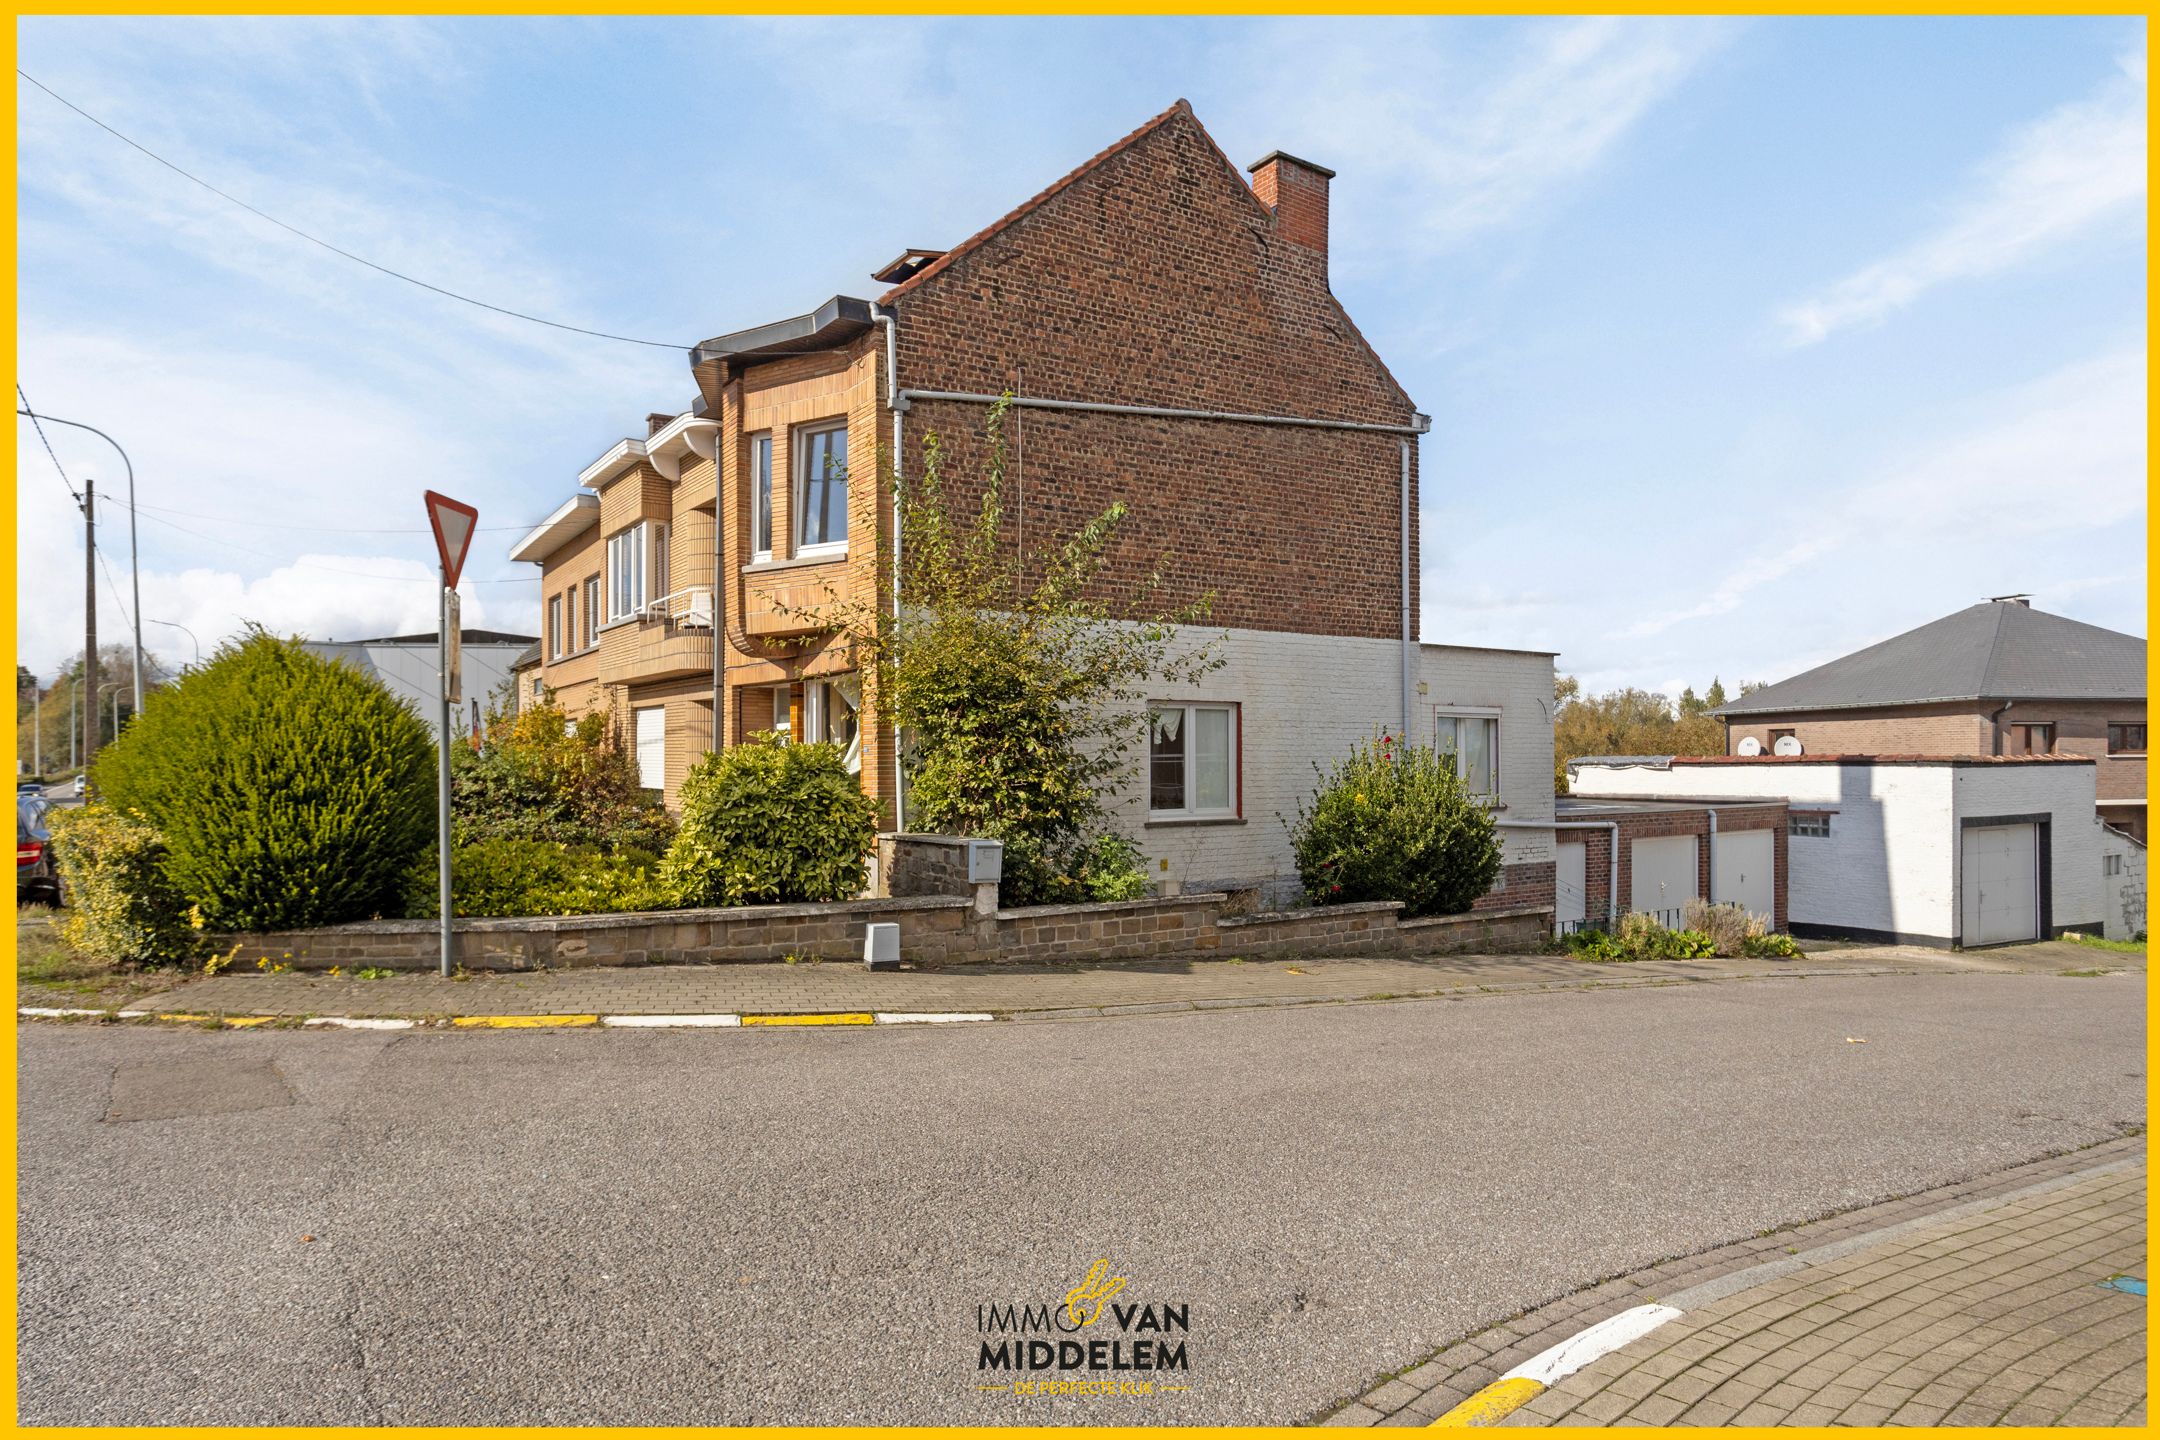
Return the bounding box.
[750,432,774,560]
[2105,852,2123,878]
[1149,703,1238,818]
[1792,813,1831,838]
[582,577,600,648]
[563,587,576,653]
[548,596,563,659]
[1434,710,1499,795]
[607,523,647,621]
[633,706,665,790]
[654,522,671,604]
[805,675,863,774]
[794,422,848,553]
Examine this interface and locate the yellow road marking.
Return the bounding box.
[1429,1376,1545,1426]
[450,1015,599,1028]
[740,1013,875,1026]
[221,1016,276,1027]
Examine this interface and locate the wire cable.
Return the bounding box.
[132,506,536,586]
[19,68,695,352]
[131,497,534,535]
[18,383,84,505]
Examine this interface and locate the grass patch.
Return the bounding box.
[2060,931,2147,955]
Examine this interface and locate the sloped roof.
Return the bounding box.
[879,99,1195,305]
[1714,601,2147,716]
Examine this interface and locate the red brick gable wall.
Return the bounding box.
[889,106,1420,640]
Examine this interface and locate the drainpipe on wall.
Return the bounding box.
[1989,700,2015,756]
[875,303,907,833]
[1498,818,1621,927]
[1399,437,1412,743]
[1705,806,1717,907]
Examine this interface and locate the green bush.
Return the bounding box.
[401,839,673,919]
[89,630,434,931]
[1566,912,1753,963]
[993,830,1154,906]
[47,805,199,966]
[660,738,878,907]
[451,699,674,855]
[1742,931,1805,958]
[1289,733,1501,917]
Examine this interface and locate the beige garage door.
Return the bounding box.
[1713,828,1776,922]
[1630,834,1699,918]
[1962,824,2039,947]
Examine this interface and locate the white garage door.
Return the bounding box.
[1556,841,1588,925]
[1713,828,1776,922]
[1962,824,2039,946]
[1630,835,1699,918]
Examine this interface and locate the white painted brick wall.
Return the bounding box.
[1953,764,2103,933]
[1572,758,2105,944]
[2098,824,2146,941]
[1104,627,1555,899]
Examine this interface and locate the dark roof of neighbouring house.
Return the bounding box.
[1713,600,2146,716]
[509,642,541,671]
[322,630,539,648]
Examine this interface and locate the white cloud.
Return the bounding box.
[1207,17,1730,265]
[1622,346,2146,641]
[1777,53,2146,346]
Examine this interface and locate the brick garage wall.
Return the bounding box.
[1558,805,1790,931]
[1475,860,1556,915]
[886,103,1419,641]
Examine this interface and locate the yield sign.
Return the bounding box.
[423,490,480,588]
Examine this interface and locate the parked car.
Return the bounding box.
[69,775,86,799]
[17,796,61,905]
[18,777,46,795]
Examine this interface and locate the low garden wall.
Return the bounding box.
[215,892,1553,973]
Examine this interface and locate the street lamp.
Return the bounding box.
[16,407,142,713]
[98,680,125,744]
[142,617,201,668]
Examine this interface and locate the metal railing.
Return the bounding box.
[642,586,715,628]
[1556,906,1688,939]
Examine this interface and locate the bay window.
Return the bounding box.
[607,522,647,622]
[795,422,848,554]
[1434,710,1499,796]
[750,432,774,560]
[1149,703,1238,818]
[582,577,600,648]
[806,675,863,774]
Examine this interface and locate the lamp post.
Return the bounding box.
[17,408,142,713]
[143,618,201,668]
[98,680,124,746]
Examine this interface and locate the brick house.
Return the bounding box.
[1552,794,1789,932]
[510,100,1557,907]
[1715,597,2147,842]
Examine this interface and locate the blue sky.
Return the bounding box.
[15,15,2147,694]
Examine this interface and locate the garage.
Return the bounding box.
[1630,835,1699,917]
[1556,840,1588,926]
[1713,828,1777,921]
[1962,823,2040,947]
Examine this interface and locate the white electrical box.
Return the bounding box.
[863,922,901,971]
[965,839,1003,884]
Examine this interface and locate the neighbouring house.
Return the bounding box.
[508,100,1558,909]
[1551,794,1789,933]
[305,630,537,724]
[1714,596,2148,843]
[507,641,541,712]
[1569,754,2130,946]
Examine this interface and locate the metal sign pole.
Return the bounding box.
[438,584,455,978]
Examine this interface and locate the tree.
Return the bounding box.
[806,397,1220,903]
[1290,734,1502,916]
[450,697,674,857]
[89,630,435,930]
[1552,674,1728,792]
[1704,677,1728,710]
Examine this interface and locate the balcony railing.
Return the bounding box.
[643,587,715,629]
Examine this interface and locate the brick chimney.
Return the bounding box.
[1248,150,1335,265]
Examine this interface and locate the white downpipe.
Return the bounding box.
[1705,806,1718,907]
[1499,818,1621,926]
[876,304,906,834]
[1399,437,1411,743]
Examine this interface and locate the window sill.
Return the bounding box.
[744,551,848,574]
[1144,815,1246,828]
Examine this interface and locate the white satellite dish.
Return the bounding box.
[1772,735,1803,756]
[1736,736,1762,756]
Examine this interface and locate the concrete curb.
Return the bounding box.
[18,1006,994,1031]
[1429,1305,1684,1427]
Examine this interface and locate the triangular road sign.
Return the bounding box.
[424,490,480,588]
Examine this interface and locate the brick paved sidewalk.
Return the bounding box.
[102,949,1913,1021]
[1325,1138,2146,1428]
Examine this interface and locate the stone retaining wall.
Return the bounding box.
[217,896,1553,973]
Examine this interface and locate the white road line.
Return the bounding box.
[599,1014,743,1027]
[1501,1303,1685,1387]
[17,1006,107,1018]
[302,1016,415,1031]
[873,1012,995,1024]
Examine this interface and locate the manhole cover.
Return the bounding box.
[106,1058,294,1123]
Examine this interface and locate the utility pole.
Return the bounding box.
[32,681,41,774]
[18,409,142,712]
[82,478,99,772]
[68,684,77,770]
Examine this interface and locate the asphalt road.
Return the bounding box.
[17,970,2145,1425]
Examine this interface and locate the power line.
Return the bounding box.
[132,496,535,535]
[19,68,694,352]
[18,383,83,504]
